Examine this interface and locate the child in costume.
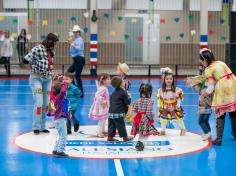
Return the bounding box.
[107,76,133,142]
[48,74,63,116]
[52,78,70,157]
[157,72,186,136]
[131,83,160,151]
[116,62,131,91]
[65,72,82,134]
[116,62,133,122]
[187,66,213,141]
[89,73,110,137]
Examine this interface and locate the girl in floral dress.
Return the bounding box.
[157,73,186,136]
[199,48,236,145]
[89,73,111,137]
[131,83,159,151]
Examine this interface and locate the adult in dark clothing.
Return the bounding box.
[17,28,28,65]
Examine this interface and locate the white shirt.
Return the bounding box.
[1,37,13,57]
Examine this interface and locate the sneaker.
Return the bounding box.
[202,133,212,141]
[55,152,69,158]
[67,130,72,135]
[33,130,40,135]
[180,129,186,136]
[107,137,119,142]
[40,129,50,133]
[123,136,133,142]
[52,150,57,155]
[74,123,79,132]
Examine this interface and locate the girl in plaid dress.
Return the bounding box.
[157,73,186,136]
[131,83,159,151]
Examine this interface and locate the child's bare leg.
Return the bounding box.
[160,119,168,135]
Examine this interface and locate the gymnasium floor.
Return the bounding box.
[0,77,236,176]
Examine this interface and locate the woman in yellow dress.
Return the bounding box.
[199,48,236,145]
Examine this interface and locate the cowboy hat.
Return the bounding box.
[118,62,129,75]
[72,25,82,32]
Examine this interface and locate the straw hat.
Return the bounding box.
[118,62,129,75]
[72,25,82,32]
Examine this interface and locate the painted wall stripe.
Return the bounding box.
[200,35,208,42]
[90,52,97,58]
[90,33,98,64]
[90,44,97,48]
[90,41,98,45]
[90,58,97,62]
[90,48,98,52]
[200,42,208,45]
[90,34,97,41]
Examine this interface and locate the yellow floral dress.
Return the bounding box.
[204,61,236,117]
[157,87,184,122]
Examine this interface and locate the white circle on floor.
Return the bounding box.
[14,125,210,159]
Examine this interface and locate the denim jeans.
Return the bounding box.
[29,74,52,130]
[54,118,67,152]
[66,110,79,131]
[199,114,211,134]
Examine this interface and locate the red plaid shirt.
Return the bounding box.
[132,98,154,120]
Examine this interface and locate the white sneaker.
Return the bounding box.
[202,133,211,141]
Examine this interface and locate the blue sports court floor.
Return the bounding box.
[0,77,236,176]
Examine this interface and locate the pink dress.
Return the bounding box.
[89,86,109,120]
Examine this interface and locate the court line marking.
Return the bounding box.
[114,159,124,176]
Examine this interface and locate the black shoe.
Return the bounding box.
[74,123,79,132]
[33,130,40,135]
[135,141,144,151]
[40,129,50,133]
[67,130,72,135]
[55,152,69,158]
[123,136,133,142]
[52,150,57,155]
[212,139,222,146]
[107,137,119,142]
